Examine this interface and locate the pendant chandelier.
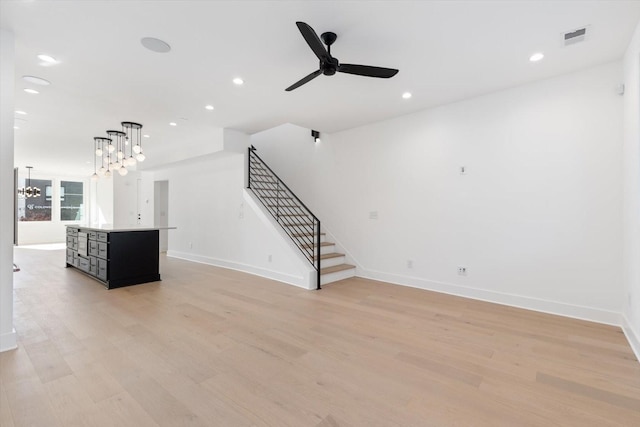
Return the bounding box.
[17,166,41,198]
[92,121,145,180]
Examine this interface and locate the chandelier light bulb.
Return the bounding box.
[91,173,99,181]
[104,170,111,178]
[126,156,136,166]
[98,166,106,176]
[118,167,128,176]
[113,161,121,170]
[136,152,146,162]
[95,148,103,156]
[117,151,124,159]
[125,137,129,145]
[133,144,141,154]
[107,144,115,153]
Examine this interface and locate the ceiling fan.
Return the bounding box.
[285,22,399,92]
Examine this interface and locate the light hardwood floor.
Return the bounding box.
[2,247,639,426]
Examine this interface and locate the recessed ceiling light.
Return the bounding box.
[233,77,244,85]
[402,92,412,99]
[37,54,57,64]
[24,88,39,94]
[15,110,27,115]
[169,122,177,126]
[529,52,544,62]
[22,75,51,86]
[141,37,171,53]
[205,105,214,110]
[143,134,150,138]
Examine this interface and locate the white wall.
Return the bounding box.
[152,151,314,288]
[154,180,169,251]
[113,171,143,227]
[622,22,640,358]
[91,174,113,227]
[139,128,224,171]
[0,28,16,352]
[252,61,624,324]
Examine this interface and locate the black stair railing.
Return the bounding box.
[247,146,321,290]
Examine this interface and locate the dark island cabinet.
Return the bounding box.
[66,226,161,289]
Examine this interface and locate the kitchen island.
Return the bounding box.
[66,225,172,289]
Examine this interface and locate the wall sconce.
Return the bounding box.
[311,130,321,143]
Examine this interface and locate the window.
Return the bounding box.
[18,178,52,221]
[60,181,84,221]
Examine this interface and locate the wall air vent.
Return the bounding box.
[562,26,589,46]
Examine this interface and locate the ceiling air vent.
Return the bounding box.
[562,26,589,46]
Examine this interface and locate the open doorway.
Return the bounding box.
[154,180,169,252]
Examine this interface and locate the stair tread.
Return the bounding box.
[301,241,334,249]
[314,252,345,260]
[321,264,356,275]
[292,232,326,237]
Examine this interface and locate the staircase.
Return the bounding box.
[248,146,355,288]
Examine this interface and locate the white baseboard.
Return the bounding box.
[0,328,17,352]
[359,269,622,326]
[166,250,313,290]
[622,315,640,362]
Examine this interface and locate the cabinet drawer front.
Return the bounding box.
[88,231,97,240]
[66,236,75,248]
[67,227,78,236]
[66,249,74,264]
[89,256,97,267]
[97,242,108,259]
[97,258,107,281]
[88,241,98,256]
[78,256,90,272]
[97,232,108,243]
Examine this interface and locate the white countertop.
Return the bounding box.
[67,225,176,232]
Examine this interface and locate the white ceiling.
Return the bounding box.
[2,0,640,176]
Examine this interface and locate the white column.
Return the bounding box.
[0,28,17,352]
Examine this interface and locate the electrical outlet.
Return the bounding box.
[457,266,467,276]
[460,166,467,175]
[369,211,378,220]
[407,259,413,269]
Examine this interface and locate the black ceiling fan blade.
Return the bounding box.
[285,69,322,91]
[338,64,399,78]
[296,21,330,61]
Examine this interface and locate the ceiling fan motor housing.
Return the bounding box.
[321,57,339,75]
